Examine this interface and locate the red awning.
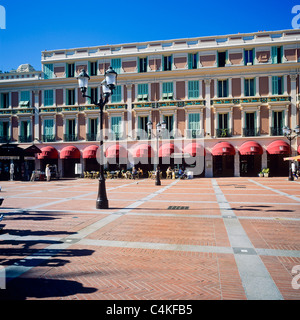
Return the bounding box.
[184,143,206,157]
[60,146,81,159]
[211,142,236,156]
[132,144,154,158]
[159,143,179,157]
[37,146,59,160]
[266,140,290,155]
[83,145,99,159]
[239,141,263,155]
[298,145,300,154]
[105,144,127,158]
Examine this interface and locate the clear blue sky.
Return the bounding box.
[0,0,298,72]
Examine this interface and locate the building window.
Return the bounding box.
[216,113,231,137]
[19,91,30,107]
[244,79,255,97]
[87,118,98,141]
[244,112,258,136]
[188,53,198,69]
[19,120,32,142]
[137,84,148,101]
[44,90,54,106]
[271,46,283,64]
[111,85,122,103]
[44,64,53,79]
[64,119,77,141]
[271,110,284,136]
[111,59,121,74]
[66,89,75,105]
[163,55,172,71]
[272,76,284,95]
[88,87,98,104]
[188,113,200,138]
[0,93,9,108]
[218,51,227,67]
[218,80,228,98]
[89,61,98,76]
[139,57,147,73]
[162,82,173,100]
[244,49,254,65]
[111,116,122,140]
[163,115,174,133]
[188,81,199,99]
[0,121,10,143]
[43,119,55,142]
[137,115,149,140]
[67,63,75,78]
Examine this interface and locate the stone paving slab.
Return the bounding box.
[0,177,299,300]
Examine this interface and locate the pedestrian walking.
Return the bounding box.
[45,164,51,182]
[9,162,14,181]
[292,161,298,180]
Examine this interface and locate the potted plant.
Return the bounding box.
[262,168,269,177]
[258,171,264,177]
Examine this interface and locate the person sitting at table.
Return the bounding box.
[132,167,138,179]
[166,166,172,179]
[138,167,143,178]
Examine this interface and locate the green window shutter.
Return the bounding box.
[0,122,3,136]
[111,116,121,134]
[188,54,193,69]
[225,51,228,65]
[111,85,121,103]
[252,48,255,65]
[271,47,277,64]
[272,76,278,95]
[253,78,256,96]
[111,59,121,74]
[188,81,199,99]
[44,64,53,79]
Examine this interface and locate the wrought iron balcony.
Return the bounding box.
[243,128,260,137]
[215,128,232,138]
[18,135,33,143]
[270,127,283,136]
[42,135,56,142]
[63,134,78,142]
[0,136,11,143]
[86,133,99,141]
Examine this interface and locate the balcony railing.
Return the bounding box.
[186,129,203,139]
[63,134,78,142]
[42,134,56,142]
[215,128,232,138]
[18,135,32,143]
[86,133,99,141]
[270,127,283,136]
[0,136,11,143]
[243,128,260,137]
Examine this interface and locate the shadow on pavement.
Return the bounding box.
[0,277,97,300]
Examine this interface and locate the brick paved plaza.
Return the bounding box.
[0,176,299,300]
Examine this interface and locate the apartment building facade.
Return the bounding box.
[0,29,299,179]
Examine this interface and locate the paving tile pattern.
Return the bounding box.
[0,177,299,300]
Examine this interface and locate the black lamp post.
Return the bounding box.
[283,125,300,181]
[147,120,166,185]
[77,67,117,209]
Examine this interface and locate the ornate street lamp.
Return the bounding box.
[147,119,166,185]
[283,125,300,181]
[77,67,117,209]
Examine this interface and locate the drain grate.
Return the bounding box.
[168,206,189,210]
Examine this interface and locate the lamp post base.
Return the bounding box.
[96,176,109,209]
[96,198,109,209]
